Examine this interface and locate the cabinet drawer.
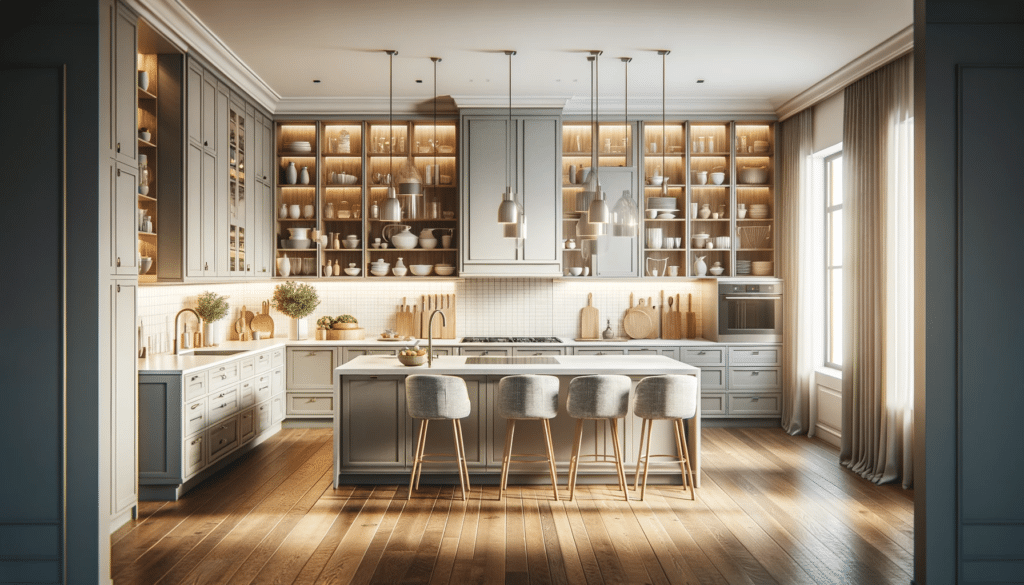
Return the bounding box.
[208,416,239,461]
[728,393,782,416]
[512,347,566,356]
[208,388,239,424]
[271,367,284,395]
[239,408,255,443]
[628,348,677,359]
[573,348,626,356]
[700,393,727,416]
[286,393,335,416]
[239,356,256,380]
[682,347,726,366]
[699,367,726,391]
[729,347,781,366]
[254,373,272,403]
[184,432,206,478]
[184,397,208,436]
[729,367,780,391]
[459,347,511,357]
[287,348,336,390]
[271,395,285,424]
[184,371,208,402]
[255,401,272,434]
[208,361,241,391]
[239,380,255,409]
[255,350,273,374]
[344,348,398,362]
[270,347,285,368]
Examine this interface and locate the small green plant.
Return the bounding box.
[271,281,320,319]
[337,314,357,324]
[316,316,335,330]
[194,291,229,323]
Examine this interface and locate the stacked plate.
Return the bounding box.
[285,141,312,153]
[736,259,752,275]
[753,140,769,153]
[751,261,774,276]
[647,197,677,211]
[748,204,770,219]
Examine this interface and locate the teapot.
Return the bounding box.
[383,224,417,249]
[418,228,438,249]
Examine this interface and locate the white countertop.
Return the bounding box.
[335,354,701,376]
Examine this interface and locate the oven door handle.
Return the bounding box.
[724,296,782,301]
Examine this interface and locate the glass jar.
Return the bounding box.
[324,201,335,219]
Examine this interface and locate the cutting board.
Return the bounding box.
[639,296,659,339]
[395,297,418,338]
[685,293,697,339]
[579,293,600,339]
[250,301,275,338]
[420,295,444,339]
[662,293,682,340]
[438,294,457,339]
[234,305,254,341]
[623,293,653,339]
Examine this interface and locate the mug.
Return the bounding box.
[668,266,679,277]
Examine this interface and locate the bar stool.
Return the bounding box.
[405,374,472,501]
[496,374,560,501]
[566,374,632,501]
[632,375,698,501]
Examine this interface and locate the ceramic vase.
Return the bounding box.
[288,204,301,219]
[569,165,577,185]
[299,166,310,185]
[290,317,308,341]
[203,320,223,347]
[303,204,314,219]
[278,254,291,277]
[138,70,149,91]
[333,260,341,276]
[699,204,711,219]
[693,255,708,277]
[285,162,297,185]
[279,203,288,218]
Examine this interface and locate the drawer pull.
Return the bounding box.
[307,352,317,356]
[307,398,318,403]
[218,366,226,372]
[752,351,760,355]
[191,403,201,410]
[218,393,225,398]
[219,425,227,430]
[751,397,760,401]
[597,352,605,356]
[191,437,202,446]
[697,351,706,355]
[205,262,209,271]
[533,352,542,356]
[116,142,121,153]
[189,415,203,424]
[751,371,760,376]
[219,439,226,445]
[191,375,200,381]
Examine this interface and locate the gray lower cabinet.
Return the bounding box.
[106,280,137,524]
[138,348,285,500]
[286,347,339,417]
[685,344,782,418]
[573,346,679,359]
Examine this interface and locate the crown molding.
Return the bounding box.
[561,96,776,118]
[274,96,460,117]
[451,96,570,110]
[127,0,281,112]
[775,25,913,121]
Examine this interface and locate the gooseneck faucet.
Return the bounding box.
[174,308,201,355]
[427,309,446,368]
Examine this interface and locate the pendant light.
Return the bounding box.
[577,53,606,240]
[611,57,639,237]
[587,50,610,224]
[497,50,519,224]
[659,50,670,199]
[380,50,402,222]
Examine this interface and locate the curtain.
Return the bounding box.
[841,54,914,488]
[779,109,819,435]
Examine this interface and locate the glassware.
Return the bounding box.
[708,136,715,152]
[740,135,748,151]
[698,137,706,153]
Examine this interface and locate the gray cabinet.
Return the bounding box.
[102,160,140,276]
[593,166,641,277]
[108,1,138,166]
[106,281,137,522]
[685,343,781,418]
[286,347,338,417]
[185,60,227,278]
[461,114,561,275]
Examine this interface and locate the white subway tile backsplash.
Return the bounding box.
[137,278,707,354]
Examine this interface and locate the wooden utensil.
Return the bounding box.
[250,301,275,338]
[643,296,659,339]
[438,294,457,339]
[395,297,417,338]
[235,305,253,341]
[685,293,697,339]
[580,293,600,339]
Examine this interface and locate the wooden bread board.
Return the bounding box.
[250,301,275,338]
[579,292,600,340]
[395,297,418,338]
[639,297,659,339]
[685,293,697,339]
[438,294,456,339]
[662,292,682,340]
[623,293,653,339]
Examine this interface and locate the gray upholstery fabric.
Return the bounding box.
[496,375,560,419]
[633,375,698,420]
[405,375,471,420]
[566,375,631,419]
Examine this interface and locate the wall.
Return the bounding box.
[138,279,710,351]
[812,91,844,153]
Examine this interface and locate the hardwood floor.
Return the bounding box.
[112,427,913,584]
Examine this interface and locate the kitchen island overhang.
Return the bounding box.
[333,355,702,491]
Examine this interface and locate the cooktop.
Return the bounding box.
[465,356,559,365]
[460,336,563,343]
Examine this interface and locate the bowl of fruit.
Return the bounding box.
[398,345,428,366]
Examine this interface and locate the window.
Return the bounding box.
[824,152,843,369]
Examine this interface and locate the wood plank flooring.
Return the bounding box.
[112,427,913,584]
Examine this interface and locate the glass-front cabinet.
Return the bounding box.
[227,99,246,275]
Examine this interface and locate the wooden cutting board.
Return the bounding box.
[395,297,418,338]
[640,296,659,339]
[685,293,697,339]
[438,294,457,339]
[250,301,275,338]
[234,305,254,341]
[579,293,600,339]
[623,293,653,339]
[662,294,682,340]
[420,295,443,339]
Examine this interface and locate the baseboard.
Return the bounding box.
[283,418,333,429]
[701,418,782,428]
[814,423,841,447]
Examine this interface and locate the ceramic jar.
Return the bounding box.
[418,228,437,249]
[699,204,711,219]
[279,203,288,218]
[285,162,297,185]
[693,255,707,277]
[299,166,310,185]
[303,204,314,219]
[288,204,301,219]
[383,224,417,249]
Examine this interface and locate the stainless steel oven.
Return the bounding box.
[717,282,782,342]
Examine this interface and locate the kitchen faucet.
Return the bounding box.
[173,308,201,355]
[427,309,446,368]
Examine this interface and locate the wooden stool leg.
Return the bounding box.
[452,420,467,501]
[676,419,695,500]
[455,419,471,492]
[609,418,628,500]
[542,419,560,501]
[414,419,429,490]
[633,418,648,492]
[499,420,516,499]
[640,418,654,501]
[568,419,584,501]
[409,419,427,500]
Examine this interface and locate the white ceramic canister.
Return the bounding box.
[285,162,297,185]
[289,204,301,219]
[645,228,664,250]
[299,166,310,185]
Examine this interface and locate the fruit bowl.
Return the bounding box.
[397,353,427,366]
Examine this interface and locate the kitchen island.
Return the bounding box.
[333,354,701,491]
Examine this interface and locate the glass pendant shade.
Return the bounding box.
[497,189,519,223]
[611,189,639,236]
[380,186,402,222]
[576,209,606,240]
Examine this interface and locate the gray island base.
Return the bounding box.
[334,355,701,492]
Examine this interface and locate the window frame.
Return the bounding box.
[824,151,843,370]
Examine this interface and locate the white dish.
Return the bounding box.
[343,267,361,276]
[391,267,408,277]
[656,213,676,219]
[434,264,455,276]
[409,264,433,276]
[568,267,583,276]
[370,268,389,277]
[709,266,725,276]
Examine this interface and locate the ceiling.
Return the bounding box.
[179,0,912,114]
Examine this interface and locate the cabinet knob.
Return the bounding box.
[306,398,317,403]
[116,257,121,267]
[116,142,121,153]
[597,352,605,356]
[204,262,209,271]
[247,264,252,271]
[192,437,202,445]
[204,141,209,147]
[481,351,489,356]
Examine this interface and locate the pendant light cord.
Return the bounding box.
[594,51,599,193]
[387,50,396,183]
[432,57,440,185]
[661,51,668,185]
[506,51,514,194]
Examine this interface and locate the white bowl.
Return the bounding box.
[138,257,153,275]
[692,235,709,248]
[646,209,658,219]
[288,227,310,240]
[419,238,438,250]
[343,238,360,249]
[709,266,725,276]
[657,213,676,219]
[391,267,408,277]
[648,176,665,186]
[343,267,361,276]
[568,267,583,276]
[434,264,455,276]
[710,172,725,185]
[334,173,358,185]
[409,264,433,276]
[370,268,389,277]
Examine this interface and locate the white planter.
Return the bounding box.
[203,320,224,346]
[289,317,309,340]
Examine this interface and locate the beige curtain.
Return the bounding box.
[779,109,819,435]
[841,54,914,487]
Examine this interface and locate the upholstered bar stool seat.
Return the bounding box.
[405,374,472,500]
[496,374,561,501]
[566,374,632,501]
[632,374,698,501]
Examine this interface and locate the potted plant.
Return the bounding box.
[332,314,358,330]
[194,291,229,346]
[271,281,320,340]
[315,316,335,340]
